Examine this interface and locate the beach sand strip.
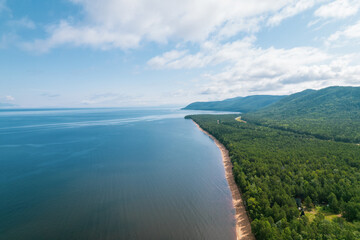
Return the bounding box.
[193,120,255,240]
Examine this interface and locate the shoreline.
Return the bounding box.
[192,120,255,240]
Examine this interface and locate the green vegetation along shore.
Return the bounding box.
[243,86,360,143]
[184,86,360,142]
[186,114,360,239]
[185,86,360,239]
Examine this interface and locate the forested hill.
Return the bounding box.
[182,95,285,113]
[187,114,360,239]
[243,86,360,143]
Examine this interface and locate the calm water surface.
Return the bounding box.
[0,108,236,240]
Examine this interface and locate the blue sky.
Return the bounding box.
[0,0,360,108]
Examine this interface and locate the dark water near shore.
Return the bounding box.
[0,108,236,240]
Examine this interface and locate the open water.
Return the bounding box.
[0,108,236,240]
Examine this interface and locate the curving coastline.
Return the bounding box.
[192,120,255,240]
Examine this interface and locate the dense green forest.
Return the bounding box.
[183,95,285,113]
[186,114,360,239]
[244,86,360,143]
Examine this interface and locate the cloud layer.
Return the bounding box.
[328,20,360,43]
[148,36,360,98]
[315,0,360,19]
[25,0,310,52]
[3,0,360,105]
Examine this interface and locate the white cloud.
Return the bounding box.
[267,0,317,26]
[315,0,360,19]
[0,95,15,106]
[25,0,318,52]
[327,19,360,43]
[5,95,15,101]
[199,56,360,98]
[12,0,360,102]
[22,20,142,52]
[148,36,257,69]
[148,37,360,98]
[148,50,189,69]
[215,17,263,40]
[148,37,328,70]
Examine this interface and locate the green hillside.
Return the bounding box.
[187,114,360,240]
[186,86,360,238]
[243,86,360,143]
[183,95,285,113]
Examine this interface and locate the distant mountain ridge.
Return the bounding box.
[183,95,285,113]
[243,86,360,142]
[248,86,360,117]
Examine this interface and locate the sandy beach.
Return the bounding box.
[192,120,255,240]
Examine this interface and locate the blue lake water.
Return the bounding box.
[0,108,236,240]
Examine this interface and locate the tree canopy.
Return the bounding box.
[186,114,360,239]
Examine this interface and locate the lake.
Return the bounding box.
[0,108,236,240]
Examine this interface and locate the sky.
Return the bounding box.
[0,0,360,108]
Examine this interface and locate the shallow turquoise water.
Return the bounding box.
[0,108,236,240]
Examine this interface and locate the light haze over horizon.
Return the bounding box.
[1,0,360,108]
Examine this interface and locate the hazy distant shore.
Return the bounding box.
[192,120,255,240]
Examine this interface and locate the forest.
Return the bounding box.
[184,86,360,142]
[244,86,360,143]
[186,114,360,239]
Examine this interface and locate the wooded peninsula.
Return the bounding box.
[186,86,360,239]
